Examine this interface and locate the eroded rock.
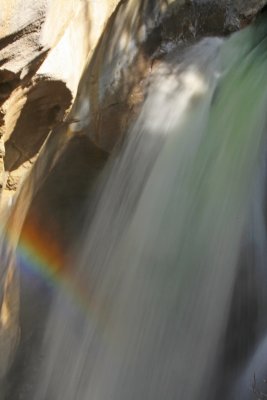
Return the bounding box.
[0,0,266,393]
[70,0,267,152]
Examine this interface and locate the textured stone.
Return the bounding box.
[69,0,267,152]
[0,0,266,392]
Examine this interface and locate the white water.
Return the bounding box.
[25,17,267,400]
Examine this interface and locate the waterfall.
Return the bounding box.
[5,15,267,400]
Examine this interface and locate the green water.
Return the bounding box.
[33,17,267,400]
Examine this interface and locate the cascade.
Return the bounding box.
[3,12,267,400]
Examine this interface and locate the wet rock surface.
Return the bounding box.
[0,0,266,396]
[4,135,107,400]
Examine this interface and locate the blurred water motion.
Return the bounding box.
[11,16,267,400]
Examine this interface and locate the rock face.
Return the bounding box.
[0,0,266,394]
[0,0,266,172]
[70,0,267,151]
[4,134,107,400]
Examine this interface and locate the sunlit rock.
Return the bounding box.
[0,0,266,396]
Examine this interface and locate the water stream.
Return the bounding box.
[5,14,267,400]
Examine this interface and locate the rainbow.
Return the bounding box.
[1,213,97,323]
[18,216,64,284]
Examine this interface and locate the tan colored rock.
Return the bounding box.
[39,0,121,96]
[4,77,72,170]
[0,0,123,198]
[0,262,20,381]
[0,0,266,391]
[69,0,267,152]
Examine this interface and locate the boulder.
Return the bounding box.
[0,0,267,393]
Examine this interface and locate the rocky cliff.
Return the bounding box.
[0,0,266,397]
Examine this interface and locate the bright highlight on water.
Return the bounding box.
[3,14,267,400]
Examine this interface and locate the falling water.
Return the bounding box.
[13,15,267,400]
